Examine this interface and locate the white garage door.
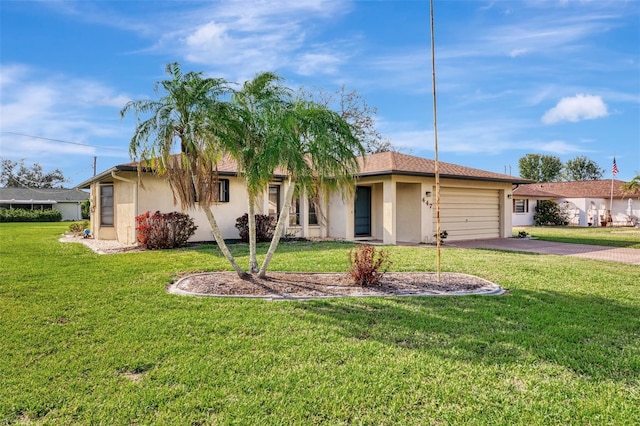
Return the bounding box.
[434,187,501,241]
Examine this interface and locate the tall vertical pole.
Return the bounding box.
[430,0,441,281]
[93,156,97,176]
[609,155,616,225]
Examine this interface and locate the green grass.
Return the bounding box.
[1,223,639,425]
[514,225,640,248]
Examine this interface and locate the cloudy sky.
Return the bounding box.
[1,0,638,186]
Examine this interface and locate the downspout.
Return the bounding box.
[111,171,139,244]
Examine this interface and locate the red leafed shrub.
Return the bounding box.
[348,244,392,287]
[135,211,197,249]
[235,213,275,242]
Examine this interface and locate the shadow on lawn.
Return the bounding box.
[296,290,640,385]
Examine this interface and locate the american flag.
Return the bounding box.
[612,157,619,176]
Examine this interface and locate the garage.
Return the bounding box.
[436,187,501,241]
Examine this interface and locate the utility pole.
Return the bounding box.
[93,156,97,176]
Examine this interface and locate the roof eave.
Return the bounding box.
[76,165,138,189]
[357,169,531,184]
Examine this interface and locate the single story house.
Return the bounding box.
[77,151,530,245]
[512,180,638,227]
[0,187,89,221]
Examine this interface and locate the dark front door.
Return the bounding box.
[354,186,371,236]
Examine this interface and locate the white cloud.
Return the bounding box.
[296,52,344,76]
[509,48,529,58]
[538,140,587,154]
[0,64,131,160]
[541,93,608,124]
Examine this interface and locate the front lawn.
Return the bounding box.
[514,225,640,248]
[1,223,639,424]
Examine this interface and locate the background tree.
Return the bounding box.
[563,156,604,181]
[121,62,247,278]
[1,158,67,188]
[622,174,640,198]
[518,154,563,182]
[302,85,397,154]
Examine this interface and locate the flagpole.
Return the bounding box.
[609,155,617,225]
[429,0,441,282]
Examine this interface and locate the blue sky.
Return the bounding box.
[1,0,638,187]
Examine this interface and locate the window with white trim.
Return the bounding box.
[100,184,114,226]
[289,197,319,226]
[513,199,528,213]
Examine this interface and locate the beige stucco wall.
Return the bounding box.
[89,169,516,245]
[342,175,511,244]
[136,174,253,242]
[91,172,316,244]
[396,182,422,243]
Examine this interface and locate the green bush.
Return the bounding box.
[534,200,568,226]
[68,220,90,235]
[81,199,90,220]
[0,208,62,222]
[235,213,275,243]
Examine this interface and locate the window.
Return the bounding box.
[218,179,230,202]
[308,200,318,225]
[513,199,528,213]
[193,179,230,203]
[289,197,318,226]
[268,185,280,219]
[289,198,300,226]
[100,184,114,226]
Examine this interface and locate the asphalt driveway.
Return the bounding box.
[447,238,640,265]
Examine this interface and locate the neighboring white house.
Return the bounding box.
[0,187,89,221]
[512,180,638,227]
[77,152,530,245]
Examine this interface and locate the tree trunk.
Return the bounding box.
[247,193,259,273]
[258,176,296,278]
[203,207,248,279]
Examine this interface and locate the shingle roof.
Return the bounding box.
[0,187,89,202]
[513,180,629,199]
[358,152,530,183]
[78,151,530,188]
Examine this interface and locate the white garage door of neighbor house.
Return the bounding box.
[435,187,501,241]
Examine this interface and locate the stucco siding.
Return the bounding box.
[396,182,421,243]
[137,174,252,242]
[512,199,537,227]
[327,191,349,239]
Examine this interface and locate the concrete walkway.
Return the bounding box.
[447,238,640,265]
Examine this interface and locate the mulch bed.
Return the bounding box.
[169,271,504,300]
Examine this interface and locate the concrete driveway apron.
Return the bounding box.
[448,238,640,266]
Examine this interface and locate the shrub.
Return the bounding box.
[68,221,90,235]
[433,230,448,241]
[348,244,392,287]
[0,208,62,222]
[534,200,568,226]
[135,211,197,249]
[235,214,275,243]
[81,199,90,220]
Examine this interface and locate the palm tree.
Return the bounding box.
[622,174,640,198]
[221,72,292,273]
[257,99,366,278]
[121,62,248,278]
